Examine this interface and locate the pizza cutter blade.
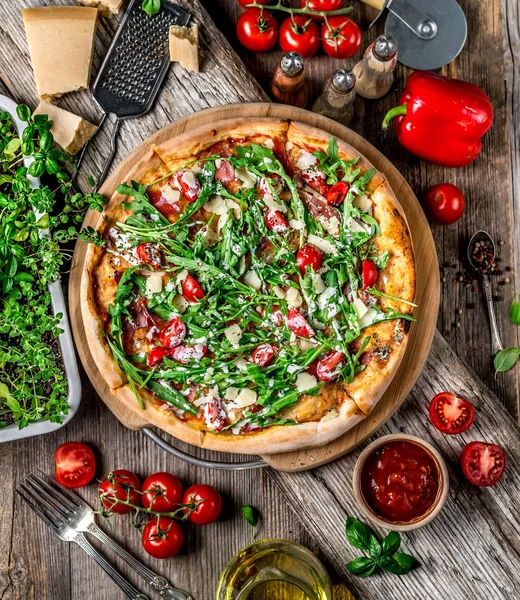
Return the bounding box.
[363,0,467,70]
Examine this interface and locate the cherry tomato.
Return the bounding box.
[299,0,343,21]
[321,17,361,59]
[147,189,180,219]
[316,350,345,382]
[429,392,475,435]
[238,0,270,5]
[142,517,184,559]
[54,442,96,489]
[326,181,349,206]
[148,346,170,368]
[98,470,141,514]
[175,170,201,202]
[159,317,187,349]
[265,209,289,232]
[301,169,330,196]
[461,441,506,487]
[171,344,207,364]
[183,484,222,526]
[237,8,278,53]
[252,343,278,367]
[141,472,183,512]
[136,243,161,270]
[181,274,204,303]
[279,15,320,59]
[296,244,323,274]
[362,259,378,290]
[423,183,465,225]
[287,307,315,338]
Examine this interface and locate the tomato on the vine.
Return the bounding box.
[321,16,361,58]
[141,472,183,512]
[98,470,141,514]
[460,441,506,487]
[299,0,343,21]
[237,8,278,53]
[423,183,465,225]
[54,442,96,489]
[279,15,320,59]
[429,392,475,435]
[142,517,184,559]
[183,484,222,525]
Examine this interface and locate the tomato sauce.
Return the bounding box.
[360,440,440,523]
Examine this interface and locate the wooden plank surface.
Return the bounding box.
[0,0,518,599]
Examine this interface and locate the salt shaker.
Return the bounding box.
[270,51,310,108]
[353,34,397,100]
[312,69,356,127]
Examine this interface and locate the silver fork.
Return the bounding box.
[20,473,192,600]
[18,476,149,600]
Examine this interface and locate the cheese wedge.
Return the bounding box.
[33,102,98,155]
[22,7,98,101]
[169,24,199,73]
[78,0,122,18]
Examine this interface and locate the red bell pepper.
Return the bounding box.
[382,71,493,168]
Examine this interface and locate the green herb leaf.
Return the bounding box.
[382,531,401,555]
[241,505,259,528]
[345,517,375,551]
[16,104,31,122]
[346,557,377,577]
[509,292,520,326]
[142,0,161,16]
[494,347,520,375]
[378,553,420,575]
[368,535,382,560]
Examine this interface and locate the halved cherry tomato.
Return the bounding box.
[98,470,141,514]
[54,442,96,489]
[299,0,343,20]
[147,188,179,219]
[175,170,201,202]
[204,397,227,432]
[148,346,170,367]
[429,392,475,435]
[287,307,315,338]
[279,15,320,59]
[142,517,184,559]
[362,259,378,290]
[136,243,161,270]
[321,16,361,58]
[461,441,506,487]
[182,275,204,302]
[301,169,330,196]
[171,344,207,364]
[251,343,278,367]
[141,472,183,512]
[316,350,345,382]
[326,181,349,206]
[236,8,278,53]
[159,317,187,349]
[296,244,323,274]
[265,209,289,232]
[423,183,465,225]
[183,484,222,526]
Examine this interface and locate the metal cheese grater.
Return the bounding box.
[89,0,191,190]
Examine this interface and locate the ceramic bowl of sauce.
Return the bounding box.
[352,434,449,531]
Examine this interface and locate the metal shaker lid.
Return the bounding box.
[332,69,356,93]
[280,52,305,77]
[373,34,398,61]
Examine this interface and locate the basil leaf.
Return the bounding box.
[382,531,401,555]
[240,505,259,528]
[345,517,375,551]
[379,553,420,575]
[368,535,382,559]
[494,348,520,375]
[16,104,31,122]
[509,293,520,326]
[346,557,376,577]
[142,0,161,16]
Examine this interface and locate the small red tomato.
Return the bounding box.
[183,484,222,526]
[98,470,141,514]
[299,0,343,20]
[171,344,207,364]
[423,183,465,225]
[54,442,96,489]
[429,392,475,435]
[141,472,183,512]
[252,343,278,367]
[265,209,289,232]
[147,346,170,368]
[175,170,201,202]
[237,8,278,53]
[147,188,180,219]
[182,274,204,303]
[326,181,349,206]
[142,517,184,559]
[287,307,315,338]
[279,15,320,59]
[159,317,187,349]
[461,441,506,487]
[296,244,323,275]
[362,259,378,290]
[136,243,162,270]
[301,169,330,196]
[321,16,361,59]
[316,350,345,382]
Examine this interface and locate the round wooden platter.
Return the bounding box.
[69,103,439,472]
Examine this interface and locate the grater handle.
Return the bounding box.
[95,117,121,193]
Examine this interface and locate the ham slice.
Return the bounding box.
[299,190,340,223]
[215,159,235,184]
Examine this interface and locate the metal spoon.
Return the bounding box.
[467,230,504,355]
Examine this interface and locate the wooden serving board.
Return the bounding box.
[69,103,439,472]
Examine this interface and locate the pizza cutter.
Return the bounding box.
[360,0,468,70]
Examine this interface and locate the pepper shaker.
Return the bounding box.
[270,51,310,108]
[353,34,397,100]
[312,69,356,127]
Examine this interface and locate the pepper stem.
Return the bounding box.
[382,105,407,130]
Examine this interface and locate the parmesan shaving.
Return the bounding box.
[296,372,318,392]
[307,234,337,255]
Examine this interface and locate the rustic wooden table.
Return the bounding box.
[0,1,519,599]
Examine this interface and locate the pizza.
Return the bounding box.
[81,118,415,455]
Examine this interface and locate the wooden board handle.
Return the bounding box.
[359,0,386,9]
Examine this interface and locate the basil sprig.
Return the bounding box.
[494,293,520,376]
[345,517,419,577]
